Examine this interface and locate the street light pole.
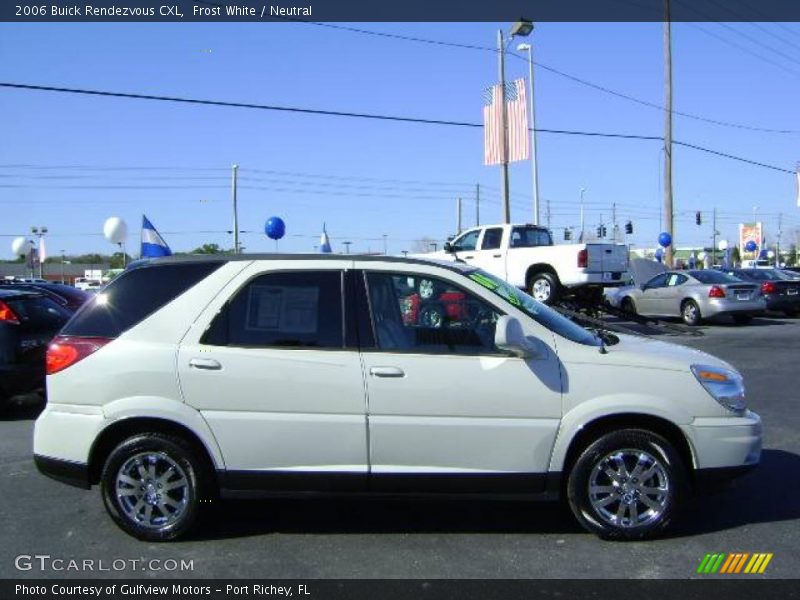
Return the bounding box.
[498,29,511,224]
[517,42,540,226]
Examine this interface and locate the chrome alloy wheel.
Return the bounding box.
[683,302,699,323]
[531,278,552,302]
[588,449,670,529]
[115,452,190,529]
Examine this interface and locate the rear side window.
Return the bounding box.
[202,271,344,349]
[481,228,503,250]
[4,295,71,333]
[61,262,221,338]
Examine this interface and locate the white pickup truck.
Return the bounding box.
[435,223,628,305]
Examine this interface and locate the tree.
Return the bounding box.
[191,243,225,254]
[730,246,741,266]
[109,252,132,269]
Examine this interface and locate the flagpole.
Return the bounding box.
[498,29,511,224]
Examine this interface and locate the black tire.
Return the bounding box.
[620,297,636,315]
[681,300,702,326]
[566,429,687,541]
[101,433,211,542]
[732,315,752,325]
[528,272,559,305]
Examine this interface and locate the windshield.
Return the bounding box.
[689,270,740,284]
[466,270,601,347]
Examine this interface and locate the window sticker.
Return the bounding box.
[469,272,522,307]
[245,285,319,333]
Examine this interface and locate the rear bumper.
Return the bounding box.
[34,455,90,490]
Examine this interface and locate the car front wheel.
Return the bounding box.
[566,429,687,540]
[101,433,209,541]
[529,273,559,305]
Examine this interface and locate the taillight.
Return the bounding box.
[708,285,726,298]
[0,300,20,324]
[46,335,111,375]
[577,249,588,268]
[761,282,776,294]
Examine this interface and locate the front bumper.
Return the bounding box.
[685,410,762,471]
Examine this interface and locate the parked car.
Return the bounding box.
[0,289,73,406]
[74,278,103,292]
[722,268,800,317]
[35,255,761,542]
[426,223,628,305]
[618,270,764,325]
[0,283,91,312]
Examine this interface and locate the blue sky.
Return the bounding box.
[1,21,799,258]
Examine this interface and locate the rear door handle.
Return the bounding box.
[369,366,405,378]
[189,358,222,370]
[493,254,502,258]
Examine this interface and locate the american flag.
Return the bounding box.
[483,78,529,166]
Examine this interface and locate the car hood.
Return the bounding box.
[601,333,734,373]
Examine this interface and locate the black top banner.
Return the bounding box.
[4,0,800,22]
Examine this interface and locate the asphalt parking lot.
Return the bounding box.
[1,317,798,580]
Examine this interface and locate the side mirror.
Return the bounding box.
[639,283,647,291]
[443,242,455,254]
[494,315,540,358]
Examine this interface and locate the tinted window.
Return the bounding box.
[62,262,221,338]
[453,230,480,252]
[510,226,552,248]
[366,272,501,355]
[645,273,668,288]
[689,270,740,284]
[481,228,503,250]
[666,274,687,287]
[203,271,343,349]
[4,295,71,333]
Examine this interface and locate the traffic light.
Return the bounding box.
[625,220,633,234]
[564,228,572,241]
[601,225,607,237]
[597,225,603,237]
[696,211,702,226]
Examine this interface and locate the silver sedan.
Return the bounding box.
[618,270,766,325]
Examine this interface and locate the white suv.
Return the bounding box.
[34,255,762,541]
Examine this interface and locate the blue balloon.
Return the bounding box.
[265,216,286,240]
[658,232,672,248]
[745,240,757,253]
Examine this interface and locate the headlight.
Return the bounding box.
[691,364,746,412]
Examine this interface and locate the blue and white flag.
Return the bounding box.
[319,223,332,254]
[140,215,172,257]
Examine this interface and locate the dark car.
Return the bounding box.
[0,282,91,312]
[724,269,800,317]
[0,289,73,406]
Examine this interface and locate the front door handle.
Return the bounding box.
[369,366,405,378]
[463,255,475,260]
[189,358,222,370]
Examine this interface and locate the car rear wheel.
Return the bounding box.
[681,300,702,326]
[101,433,209,541]
[566,429,687,540]
[529,273,559,305]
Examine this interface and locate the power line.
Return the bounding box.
[287,18,800,135]
[0,82,794,175]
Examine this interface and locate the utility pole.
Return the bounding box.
[612,202,617,242]
[545,198,551,229]
[498,29,511,224]
[231,164,240,254]
[580,187,586,241]
[382,234,388,255]
[456,198,462,234]
[663,0,674,267]
[712,207,718,266]
[777,212,783,267]
[475,184,481,226]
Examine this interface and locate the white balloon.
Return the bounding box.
[718,239,729,251]
[767,250,775,259]
[11,236,32,257]
[103,217,128,244]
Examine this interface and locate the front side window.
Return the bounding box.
[365,272,501,354]
[453,230,480,252]
[645,273,668,289]
[203,271,343,349]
